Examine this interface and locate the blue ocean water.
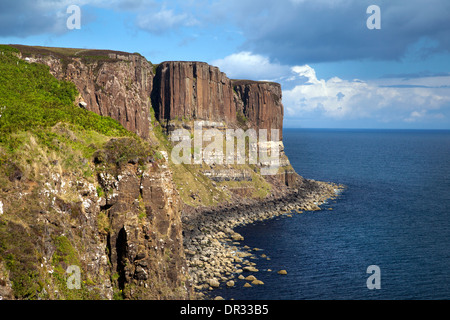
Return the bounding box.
[215,129,450,300]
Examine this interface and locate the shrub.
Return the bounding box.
[93,137,153,168]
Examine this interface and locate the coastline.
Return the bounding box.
[182,178,345,300]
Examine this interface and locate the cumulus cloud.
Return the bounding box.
[283,64,450,124]
[284,66,371,119]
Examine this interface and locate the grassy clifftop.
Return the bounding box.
[0,45,131,145]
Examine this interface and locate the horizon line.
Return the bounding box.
[283,127,450,131]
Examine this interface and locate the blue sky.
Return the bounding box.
[1,0,450,129]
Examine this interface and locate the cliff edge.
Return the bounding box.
[0,44,340,300]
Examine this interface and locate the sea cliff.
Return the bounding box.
[0,44,341,300]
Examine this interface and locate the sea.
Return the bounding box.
[214,128,450,300]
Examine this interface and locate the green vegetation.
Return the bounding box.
[97,211,111,235]
[0,219,41,299]
[152,63,160,75]
[49,235,102,300]
[0,45,153,299]
[236,110,248,128]
[0,46,131,150]
[93,137,153,170]
[51,235,79,266]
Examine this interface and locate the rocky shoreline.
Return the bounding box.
[181,179,345,300]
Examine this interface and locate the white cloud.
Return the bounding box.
[284,65,370,118]
[404,110,445,122]
[211,51,289,80]
[283,65,450,123]
[405,110,425,122]
[291,65,321,85]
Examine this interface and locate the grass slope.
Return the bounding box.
[0,45,155,299]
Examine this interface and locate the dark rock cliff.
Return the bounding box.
[150,61,295,187]
[1,45,307,300]
[1,46,190,299]
[28,50,298,189]
[151,61,236,126]
[232,80,284,140]
[151,61,284,139]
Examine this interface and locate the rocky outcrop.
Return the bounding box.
[232,80,284,140]
[151,61,236,126]
[0,139,190,300]
[99,162,188,299]
[12,46,154,139]
[151,61,284,138]
[183,179,344,298]
[150,61,294,187]
[72,54,153,140]
[15,47,285,143]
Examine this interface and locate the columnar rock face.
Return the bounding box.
[232,80,284,140]
[151,61,236,125]
[150,60,295,186]
[151,61,284,139]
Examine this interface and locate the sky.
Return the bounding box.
[1,0,450,129]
